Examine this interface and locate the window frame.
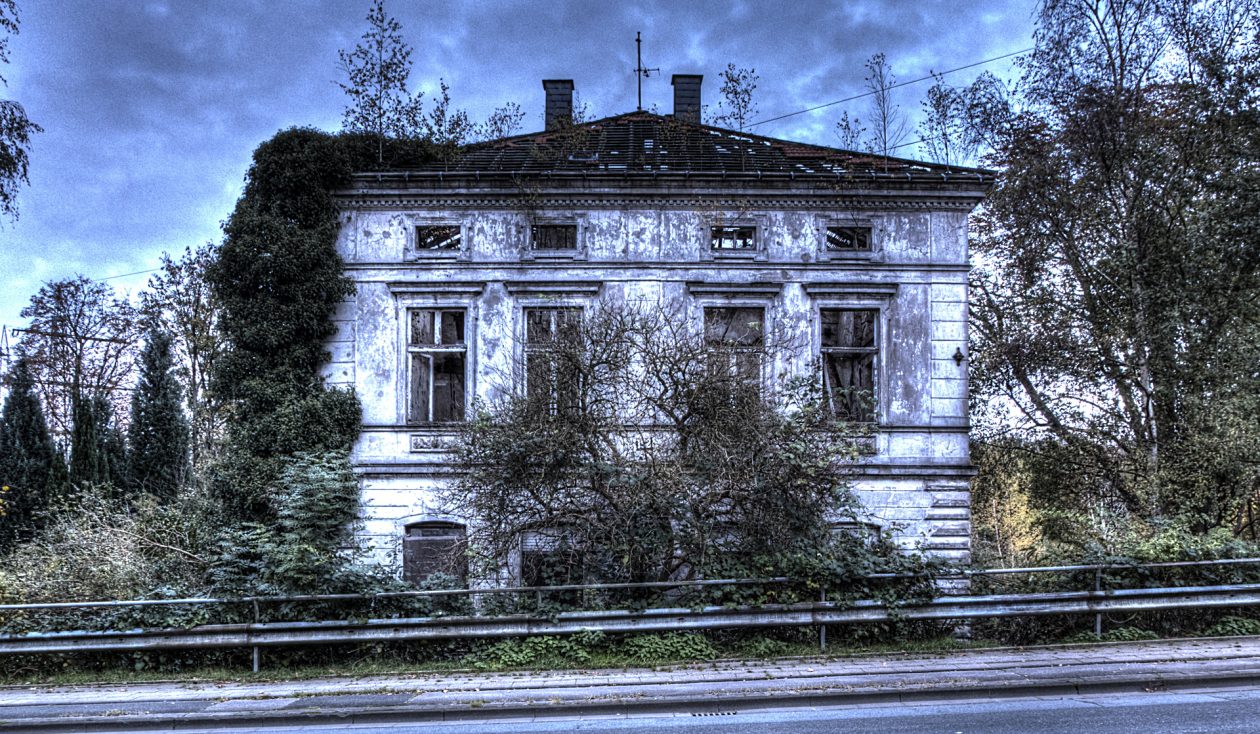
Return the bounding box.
[817,305,882,424]
[523,215,588,261]
[407,218,469,261]
[704,214,768,261]
[401,520,468,585]
[405,307,470,425]
[703,304,767,389]
[520,304,585,415]
[817,216,879,262]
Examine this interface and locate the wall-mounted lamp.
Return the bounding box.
[952,347,966,366]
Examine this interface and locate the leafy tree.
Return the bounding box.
[0,0,40,221]
[206,128,361,523]
[476,102,525,141]
[338,0,424,162]
[0,358,62,552]
[709,64,759,130]
[965,0,1260,534]
[127,329,189,500]
[140,244,226,474]
[18,276,139,440]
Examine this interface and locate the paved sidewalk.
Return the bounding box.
[2,637,1259,731]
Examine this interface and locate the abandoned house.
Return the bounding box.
[325,76,994,584]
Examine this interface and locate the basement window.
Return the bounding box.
[402,522,467,585]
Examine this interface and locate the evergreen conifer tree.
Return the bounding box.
[68,391,124,488]
[0,358,62,552]
[127,329,189,499]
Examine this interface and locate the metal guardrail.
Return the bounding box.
[3,558,1260,669]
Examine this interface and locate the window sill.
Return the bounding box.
[522,250,586,262]
[818,250,879,263]
[708,249,765,261]
[407,251,466,263]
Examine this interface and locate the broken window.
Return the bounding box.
[704,306,764,387]
[402,521,467,584]
[530,223,578,250]
[710,225,756,251]
[408,309,467,423]
[820,309,877,422]
[416,225,462,251]
[824,225,872,252]
[524,307,582,414]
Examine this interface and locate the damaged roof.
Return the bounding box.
[457,111,984,175]
[350,111,994,194]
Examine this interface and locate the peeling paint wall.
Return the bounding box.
[327,195,976,571]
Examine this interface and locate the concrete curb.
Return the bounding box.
[5,664,1260,732]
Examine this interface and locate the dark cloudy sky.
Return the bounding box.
[0,0,1037,334]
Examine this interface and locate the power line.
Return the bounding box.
[10,327,133,345]
[102,267,162,281]
[746,46,1033,129]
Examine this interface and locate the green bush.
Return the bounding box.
[619,632,716,665]
[1202,616,1260,638]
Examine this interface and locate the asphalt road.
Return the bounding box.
[86,685,1260,734]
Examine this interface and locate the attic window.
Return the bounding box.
[416,225,462,251]
[530,224,578,250]
[825,226,872,252]
[711,226,756,251]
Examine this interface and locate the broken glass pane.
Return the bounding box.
[416,225,462,250]
[825,226,872,251]
[821,309,876,348]
[705,307,764,346]
[710,226,756,250]
[823,352,875,422]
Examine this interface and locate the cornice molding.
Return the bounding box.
[386,281,487,296]
[337,194,980,213]
[685,281,785,297]
[802,282,900,299]
[503,280,604,297]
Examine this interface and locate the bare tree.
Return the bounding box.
[447,301,868,590]
[17,276,140,441]
[918,74,977,166]
[862,53,909,158]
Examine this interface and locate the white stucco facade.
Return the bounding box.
[326,108,990,578]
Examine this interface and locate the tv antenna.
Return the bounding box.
[634,32,659,111]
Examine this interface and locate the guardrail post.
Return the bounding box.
[1093,567,1103,638]
[251,599,261,673]
[818,587,827,652]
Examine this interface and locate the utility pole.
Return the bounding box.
[634,32,659,111]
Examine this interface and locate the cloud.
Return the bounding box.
[0,0,1036,333]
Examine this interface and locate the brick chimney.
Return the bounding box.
[671,74,703,124]
[542,79,575,131]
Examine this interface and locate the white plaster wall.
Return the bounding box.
[332,199,975,573]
